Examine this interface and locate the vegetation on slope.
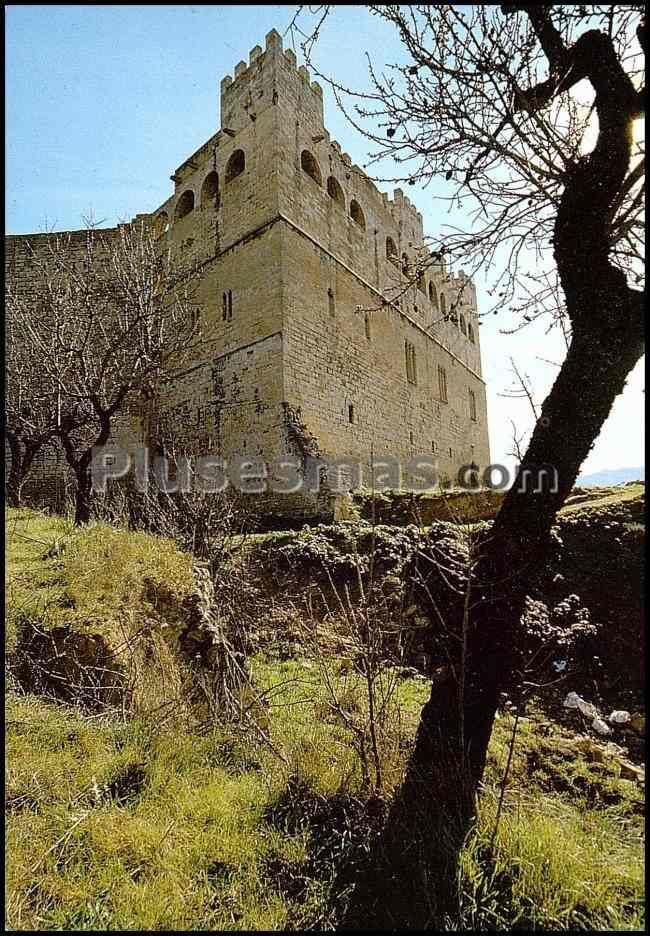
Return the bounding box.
[5,504,645,930]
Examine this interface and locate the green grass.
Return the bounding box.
[6,680,644,931]
[5,508,645,930]
[5,506,194,652]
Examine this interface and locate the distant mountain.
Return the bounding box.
[576,466,645,487]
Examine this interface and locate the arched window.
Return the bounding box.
[153,211,169,239]
[350,199,365,230]
[429,281,438,310]
[386,237,398,263]
[401,253,409,275]
[301,150,322,186]
[174,190,194,221]
[440,293,447,317]
[327,175,344,206]
[225,149,245,183]
[460,313,467,336]
[200,171,219,209]
[468,322,475,343]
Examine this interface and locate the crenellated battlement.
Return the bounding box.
[216,30,426,240]
[8,25,490,515]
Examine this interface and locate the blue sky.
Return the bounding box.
[6,5,644,475]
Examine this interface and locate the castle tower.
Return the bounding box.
[6,29,490,515]
[149,29,489,500]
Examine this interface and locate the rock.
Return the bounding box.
[630,712,645,734]
[619,760,645,782]
[592,717,611,735]
[608,710,631,724]
[563,692,598,719]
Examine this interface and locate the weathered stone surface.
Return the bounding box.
[6,33,490,519]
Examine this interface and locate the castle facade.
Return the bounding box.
[7,29,490,517]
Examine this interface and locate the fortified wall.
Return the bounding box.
[7,29,490,519]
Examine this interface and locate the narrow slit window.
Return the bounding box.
[222,290,233,322]
[348,404,355,424]
[469,388,477,422]
[364,313,371,340]
[438,365,448,403]
[405,340,417,384]
[328,287,335,316]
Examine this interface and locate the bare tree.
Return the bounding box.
[5,310,62,507]
[8,223,203,525]
[290,5,645,926]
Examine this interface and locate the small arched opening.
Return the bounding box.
[174,190,194,221]
[429,281,438,310]
[301,150,323,186]
[440,293,447,317]
[386,237,398,264]
[327,175,345,206]
[460,313,467,336]
[225,149,246,183]
[468,322,475,343]
[417,271,426,294]
[200,171,220,209]
[350,199,366,230]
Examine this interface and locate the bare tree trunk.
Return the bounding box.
[5,434,43,508]
[342,12,644,918]
[59,415,112,527]
[73,465,93,526]
[343,283,644,928]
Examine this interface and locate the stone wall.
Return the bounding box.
[6,28,491,522]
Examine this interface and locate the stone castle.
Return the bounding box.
[7,29,490,519]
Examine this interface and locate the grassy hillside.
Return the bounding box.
[5,504,645,930]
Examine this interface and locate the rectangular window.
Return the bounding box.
[222,290,233,322]
[469,388,477,421]
[364,313,371,341]
[438,365,448,403]
[405,340,417,384]
[348,403,355,424]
